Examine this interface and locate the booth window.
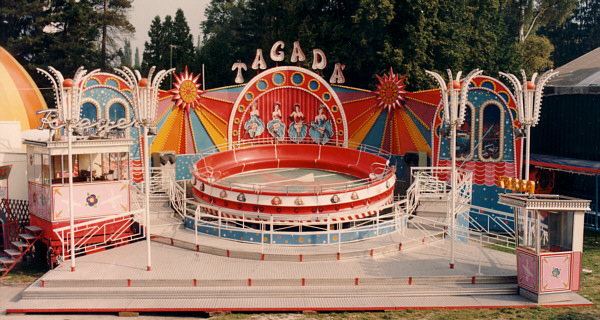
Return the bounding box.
[51,152,129,184]
[27,151,43,185]
[456,104,475,161]
[543,211,573,252]
[478,102,504,162]
[517,208,538,251]
[51,155,80,184]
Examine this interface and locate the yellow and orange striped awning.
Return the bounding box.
[0,46,47,131]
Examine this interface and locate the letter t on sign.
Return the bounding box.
[232,63,247,84]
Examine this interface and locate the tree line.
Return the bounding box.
[1,0,599,92]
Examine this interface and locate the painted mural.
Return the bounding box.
[431,76,523,224]
[80,73,144,183]
[72,57,524,221]
[52,181,129,222]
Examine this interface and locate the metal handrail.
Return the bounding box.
[169,178,186,220]
[53,209,145,262]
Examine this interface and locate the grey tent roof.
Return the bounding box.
[546,47,600,95]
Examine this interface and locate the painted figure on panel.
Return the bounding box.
[288,104,307,143]
[267,102,286,141]
[244,102,265,139]
[309,104,333,144]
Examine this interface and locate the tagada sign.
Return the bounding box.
[0,164,12,180]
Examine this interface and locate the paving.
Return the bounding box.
[3,225,593,314]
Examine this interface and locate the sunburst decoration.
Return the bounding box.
[169,66,202,114]
[375,67,407,111]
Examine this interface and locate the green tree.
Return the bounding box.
[2,0,100,73]
[120,39,132,67]
[542,0,600,66]
[197,0,255,86]
[142,16,164,72]
[500,0,577,73]
[92,0,135,69]
[1,0,101,106]
[520,35,554,73]
[500,0,577,43]
[171,8,195,72]
[134,47,141,69]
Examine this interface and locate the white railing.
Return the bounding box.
[169,179,187,220]
[53,209,145,263]
[135,167,175,195]
[410,166,451,196]
[404,214,447,246]
[184,198,403,247]
[467,205,516,249]
[408,166,472,218]
[130,183,145,214]
[404,181,419,215]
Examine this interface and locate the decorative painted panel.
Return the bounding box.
[28,182,51,220]
[571,251,581,291]
[540,253,572,293]
[52,181,129,221]
[517,249,538,292]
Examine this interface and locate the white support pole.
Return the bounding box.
[194,207,198,246]
[67,123,76,272]
[270,215,273,245]
[143,126,152,271]
[338,222,341,253]
[450,123,457,269]
[327,215,330,244]
[478,232,483,275]
[525,125,531,181]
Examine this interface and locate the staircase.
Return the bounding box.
[0,225,43,279]
[8,273,519,313]
[414,194,449,225]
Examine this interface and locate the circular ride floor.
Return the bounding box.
[216,167,360,193]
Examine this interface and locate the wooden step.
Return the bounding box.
[19,233,36,241]
[0,256,15,264]
[11,241,28,249]
[25,225,43,233]
[4,249,21,256]
[0,266,6,272]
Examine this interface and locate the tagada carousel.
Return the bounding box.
[186,66,398,245]
[1,41,595,314]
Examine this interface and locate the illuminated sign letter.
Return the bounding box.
[312,49,327,70]
[329,63,346,84]
[290,41,306,63]
[270,41,285,62]
[232,62,247,84]
[252,49,267,70]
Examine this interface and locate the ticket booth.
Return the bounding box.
[23,137,134,261]
[498,194,590,303]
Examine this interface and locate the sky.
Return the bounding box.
[129,0,211,59]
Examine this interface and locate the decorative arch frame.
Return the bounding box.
[431,75,522,185]
[227,66,348,149]
[80,98,101,121]
[104,98,131,121]
[456,102,476,162]
[478,100,505,163]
